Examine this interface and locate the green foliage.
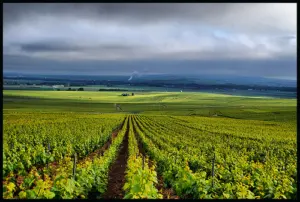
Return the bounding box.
[132,115,296,199]
[123,116,162,199]
[3,113,124,175]
[3,116,128,199]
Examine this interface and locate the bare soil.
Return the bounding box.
[101,121,129,199]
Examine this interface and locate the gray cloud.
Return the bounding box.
[4,54,296,78]
[3,3,297,79]
[19,41,143,53]
[20,42,81,52]
[4,3,296,33]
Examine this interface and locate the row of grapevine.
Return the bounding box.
[144,115,296,174]
[131,116,199,198]
[3,116,129,199]
[170,115,296,142]
[3,113,125,177]
[132,115,297,199]
[122,115,162,199]
[3,112,296,199]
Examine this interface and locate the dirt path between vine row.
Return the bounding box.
[102,121,129,199]
[132,120,179,199]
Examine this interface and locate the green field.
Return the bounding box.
[4,90,296,121]
[3,90,297,199]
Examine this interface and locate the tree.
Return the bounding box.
[78,87,84,91]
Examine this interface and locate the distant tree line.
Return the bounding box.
[99,88,128,91]
[67,87,84,91]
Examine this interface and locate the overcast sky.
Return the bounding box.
[3,3,297,79]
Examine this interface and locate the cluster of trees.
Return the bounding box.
[67,88,84,91]
[122,93,135,96]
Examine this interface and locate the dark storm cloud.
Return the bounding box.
[4,54,296,79]
[19,41,143,53]
[20,42,81,52]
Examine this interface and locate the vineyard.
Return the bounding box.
[2,1,298,199]
[3,111,297,199]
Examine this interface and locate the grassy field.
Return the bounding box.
[3,90,296,122]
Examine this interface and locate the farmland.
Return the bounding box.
[3,90,297,199]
